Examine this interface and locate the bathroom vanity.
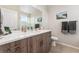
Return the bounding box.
[0,30,51,53]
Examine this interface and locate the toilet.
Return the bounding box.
[51,36,58,46]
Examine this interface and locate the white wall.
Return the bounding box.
[47,5,79,48]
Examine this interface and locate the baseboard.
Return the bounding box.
[52,41,79,50]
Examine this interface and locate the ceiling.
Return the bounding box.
[0,5,46,15]
[20,5,42,15]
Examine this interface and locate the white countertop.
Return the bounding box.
[0,30,51,46]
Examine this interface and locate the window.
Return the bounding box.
[20,14,28,25]
[20,14,30,30]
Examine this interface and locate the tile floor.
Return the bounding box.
[49,43,79,53]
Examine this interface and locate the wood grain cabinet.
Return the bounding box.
[28,37,33,53]
[0,39,28,53]
[0,43,11,53]
[36,35,43,53]
[0,31,51,53]
[10,39,28,53]
[10,40,21,53]
[28,32,51,53]
[21,38,28,53]
[42,32,51,52]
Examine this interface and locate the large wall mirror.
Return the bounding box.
[20,5,42,31]
[0,5,42,33]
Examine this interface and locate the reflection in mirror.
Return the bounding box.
[20,5,42,31]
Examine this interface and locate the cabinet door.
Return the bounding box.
[10,42,16,53]
[0,43,11,53]
[35,35,43,53]
[42,32,51,52]
[28,34,50,53]
[28,37,33,53]
[10,39,28,53]
[28,36,41,53]
[0,39,28,53]
[32,36,40,53]
[30,35,43,53]
[21,39,28,53]
[10,40,22,53]
[31,32,51,53]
